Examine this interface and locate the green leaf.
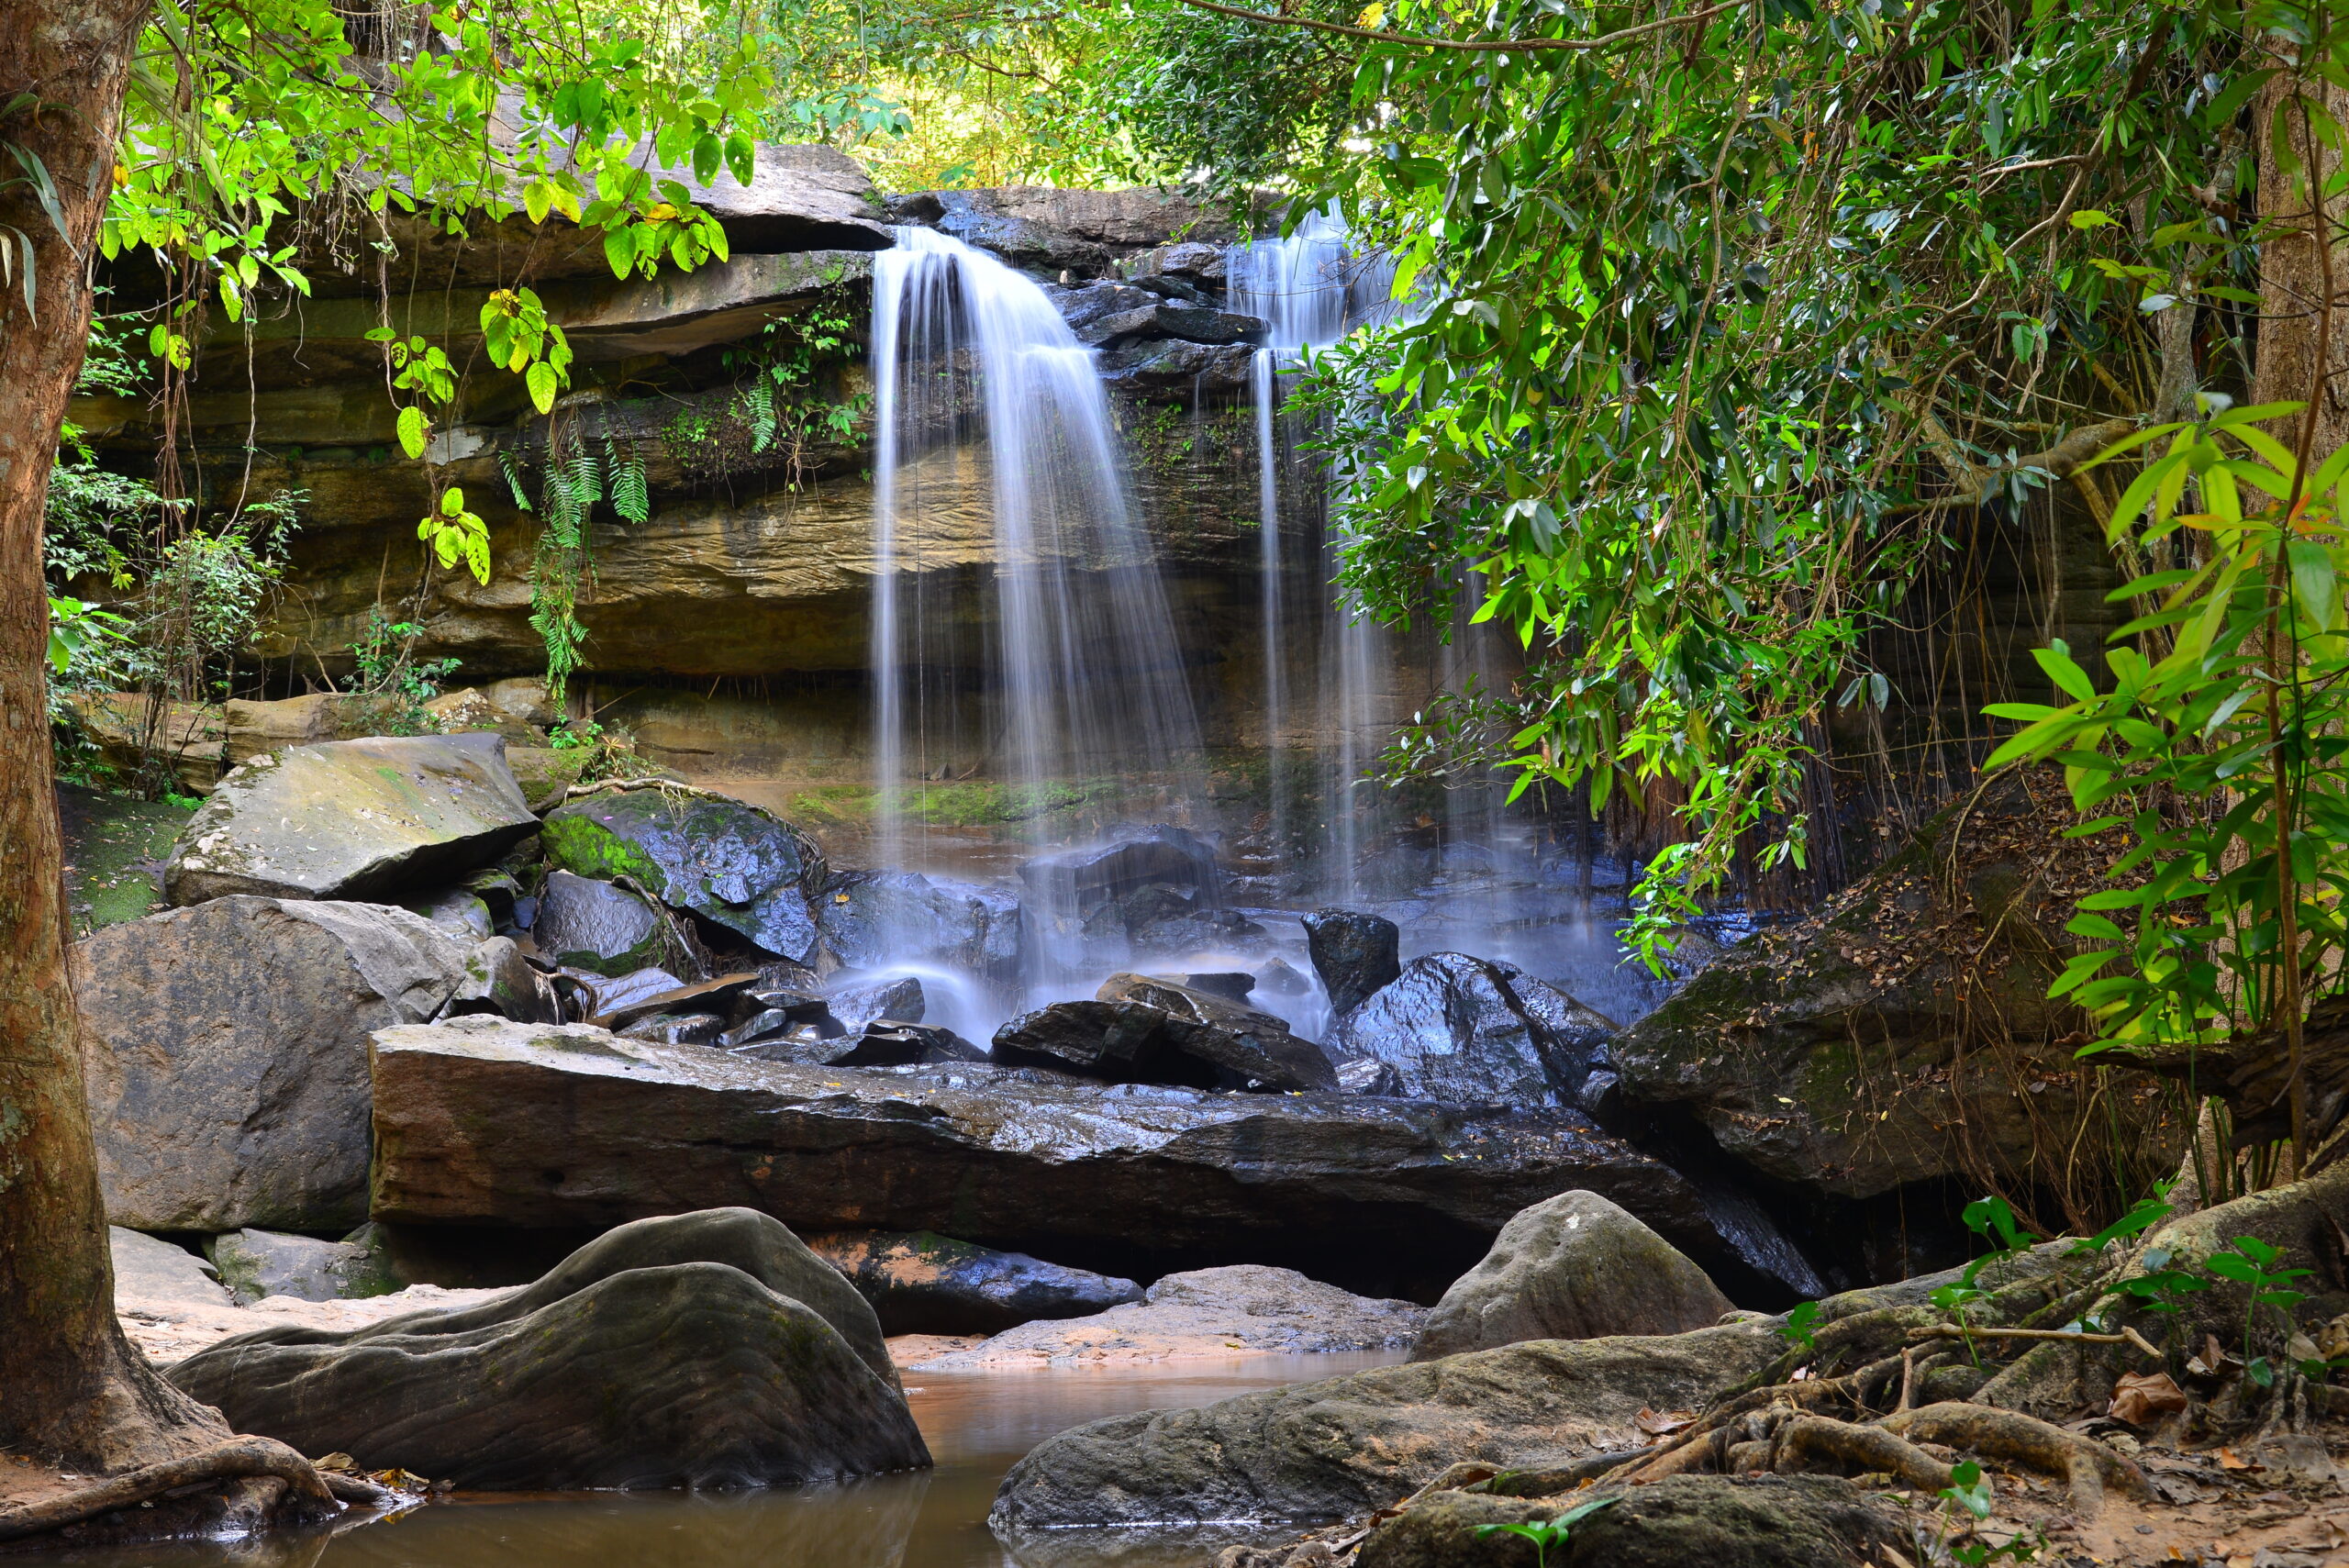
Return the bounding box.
[526,360,558,415]
[2033,644,2097,702]
[396,405,428,461]
[604,225,635,280]
[2289,539,2341,631]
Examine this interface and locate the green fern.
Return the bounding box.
[604,439,651,525]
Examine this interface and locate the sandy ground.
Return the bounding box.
[117,1284,512,1365]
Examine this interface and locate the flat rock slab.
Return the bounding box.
[165,733,536,905]
[109,1229,228,1307]
[908,1264,1422,1369]
[806,1229,1141,1336]
[366,1017,1751,1293]
[77,897,470,1230]
[167,1208,926,1489]
[988,1323,1785,1531]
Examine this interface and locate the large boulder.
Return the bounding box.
[167,1209,928,1489]
[818,870,1021,976]
[74,897,470,1229]
[1337,954,1612,1109]
[922,187,1239,280]
[825,976,926,1035]
[163,733,536,905]
[364,1015,1782,1298]
[804,1229,1141,1335]
[533,870,689,976]
[1609,775,2186,1199]
[992,976,1337,1092]
[1408,1190,1734,1360]
[540,787,828,962]
[1303,908,1401,1016]
[910,1264,1423,1369]
[988,1322,1786,1531]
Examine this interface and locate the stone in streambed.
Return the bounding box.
[806,1229,1141,1335]
[991,975,1335,1092]
[828,975,925,1034]
[1337,953,1611,1109]
[987,1321,1786,1533]
[911,1265,1421,1370]
[533,870,687,976]
[74,896,470,1230]
[443,934,561,1023]
[1408,1190,1734,1360]
[167,1207,927,1490]
[365,1016,1753,1292]
[818,870,1021,977]
[1302,908,1401,1016]
[540,787,828,962]
[163,733,536,906]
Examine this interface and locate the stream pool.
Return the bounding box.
[48,1351,1405,1568]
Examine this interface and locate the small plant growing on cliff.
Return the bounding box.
[1474,1496,1617,1566]
[1931,1197,2038,1365]
[1775,1299,1821,1353]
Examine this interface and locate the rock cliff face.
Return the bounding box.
[69,160,1361,775]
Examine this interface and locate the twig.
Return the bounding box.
[1905,1323,2164,1359]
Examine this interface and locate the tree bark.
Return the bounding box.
[0,0,236,1475]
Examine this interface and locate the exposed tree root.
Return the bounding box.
[0,1437,335,1544]
[1882,1401,2150,1514]
[1770,1414,1956,1494]
[1608,1354,1908,1483]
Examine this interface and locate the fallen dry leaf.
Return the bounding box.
[2188,1334,2239,1379]
[2109,1370,2189,1426]
[1635,1407,1698,1436]
[2217,1447,2251,1471]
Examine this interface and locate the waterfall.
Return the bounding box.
[1230,213,1397,901]
[867,228,1204,961]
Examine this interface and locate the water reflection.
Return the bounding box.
[40,1352,1401,1568]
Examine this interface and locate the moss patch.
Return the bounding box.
[57,784,195,935]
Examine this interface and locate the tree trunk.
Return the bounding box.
[2254,73,2349,447]
[0,0,233,1475]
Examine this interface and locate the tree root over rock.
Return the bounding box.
[1881,1401,2149,1513]
[0,1437,335,1544]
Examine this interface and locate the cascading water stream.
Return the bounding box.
[1230,214,1397,902]
[868,228,1205,983]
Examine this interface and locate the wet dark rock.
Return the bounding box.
[168,1208,928,1489]
[1125,239,1230,286]
[991,978,1335,1094]
[1355,1475,1902,1568]
[1336,954,1612,1110]
[1408,1190,1734,1360]
[74,896,469,1230]
[1074,302,1266,348]
[368,1016,1753,1292]
[1302,908,1401,1016]
[829,976,926,1034]
[164,733,537,906]
[588,971,763,1031]
[1338,1057,1408,1095]
[818,870,1021,976]
[620,1012,730,1046]
[1132,906,1269,952]
[1019,825,1220,914]
[987,1322,1784,1531]
[551,964,688,1023]
[825,1020,989,1066]
[1608,776,2187,1199]
[444,935,560,1023]
[805,1229,1142,1335]
[1183,972,1256,1002]
[534,871,686,976]
[1097,338,1256,395]
[540,787,828,963]
[1044,279,1163,332]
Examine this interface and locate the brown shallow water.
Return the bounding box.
[40,1351,1404,1568]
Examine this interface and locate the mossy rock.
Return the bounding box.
[1357,1476,1901,1568]
[540,788,827,962]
